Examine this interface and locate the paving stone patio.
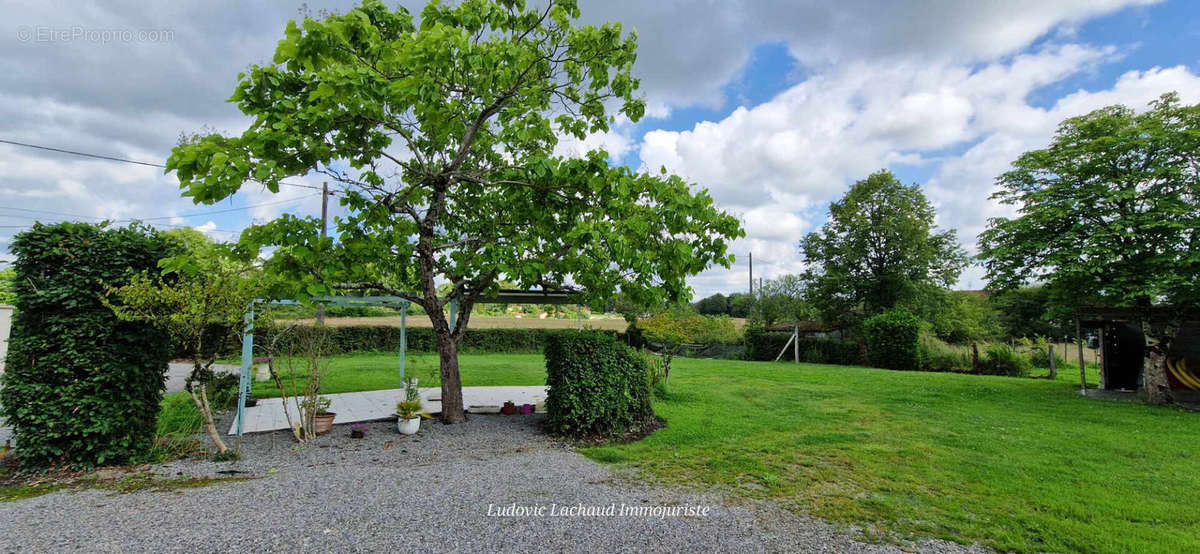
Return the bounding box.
[228,385,548,434]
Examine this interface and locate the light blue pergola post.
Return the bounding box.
[235,303,255,438]
[398,301,408,387]
[449,297,458,333]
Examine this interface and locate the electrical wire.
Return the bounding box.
[0,138,329,193]
[0,193,319,223]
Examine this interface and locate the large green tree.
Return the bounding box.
[749,274,814,327]
[979,93,1200,402]
[166,0,741,423]
[800,170,968,324]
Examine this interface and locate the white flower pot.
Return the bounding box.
[397,417,421,435]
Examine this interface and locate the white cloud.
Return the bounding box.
[191,220,217,235]
[0,0,1177,300]
[649,45,1200,296]
[553,127,635,160]
[927,65,1200,253]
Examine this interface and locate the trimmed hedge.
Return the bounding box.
[743,327,861,365]
[864,309,922,371]
[543,331,655,437]
[212,325,623,358]
[0,223,174,468]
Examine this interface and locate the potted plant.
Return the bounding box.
[396,377,425,434]
[396,399,423,435]
[302,396,335,435]
[349,423,367,439]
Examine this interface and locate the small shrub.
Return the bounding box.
[919,335,972,373]
[1024,337,1066,369]
[544,332,655,438]
[644,354,668,399]
[207,373,241,411]
[979,343,1033,377]
[864,309,922,371]
[640,309,742,347]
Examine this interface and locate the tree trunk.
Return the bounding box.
[436,331,467,423]
[188,382,228,453]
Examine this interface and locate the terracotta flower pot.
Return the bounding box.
[314,413,336,435]
[501,401,516,415]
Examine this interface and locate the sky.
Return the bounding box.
[2,0,1200,299]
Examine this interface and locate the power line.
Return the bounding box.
[0,138,163,168]
[0,192,319,223]
[0,138,327,192]
[136,193,322,221]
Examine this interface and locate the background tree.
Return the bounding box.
[168,0,741,423]
[749,274,814,327]
[988,287,1072,341]
[694,293,728,316]
[800,170,968,325]
[726,292,755,318]
[106,238,264,454]
[979,93,1200,402]
[922,289,1002,344]
[639,307,739,381]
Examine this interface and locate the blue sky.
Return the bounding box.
[2,0,1199,298]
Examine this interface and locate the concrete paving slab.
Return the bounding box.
[229,386,547,435]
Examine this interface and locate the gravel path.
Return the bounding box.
[0,415,987,553]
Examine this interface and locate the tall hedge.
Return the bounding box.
[0,223,174,468]
[863,309,922,371]
[543,331,654,437]
[743,327,861,364]
[202,324,622,358]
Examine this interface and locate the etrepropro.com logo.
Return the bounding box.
[16,26,174,43]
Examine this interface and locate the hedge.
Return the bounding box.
[196,325,623,358]
[864,309,922,371]
[0,223,174,468]
[743,327,861,365]
[543,331,654,437]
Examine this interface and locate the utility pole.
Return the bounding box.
[748,251,753,296]
[316,182,329,325]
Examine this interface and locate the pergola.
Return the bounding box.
[233,289,578,436]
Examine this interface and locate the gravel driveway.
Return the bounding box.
[0,415,986,553]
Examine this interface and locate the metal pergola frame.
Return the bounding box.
[234,295,414,437]
[233,289,580,437]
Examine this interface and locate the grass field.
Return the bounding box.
[240,352,1198,552]
[248,351,546,398]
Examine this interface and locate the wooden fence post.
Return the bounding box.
[1048,344,1057,379]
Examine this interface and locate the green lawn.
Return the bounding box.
[587,358,1200,553]
[246,352,547,398]
[242,352,1200,552]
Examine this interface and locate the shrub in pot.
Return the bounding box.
[303,396,335,435]
[395,400,424,435]
[396,377,425,434]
